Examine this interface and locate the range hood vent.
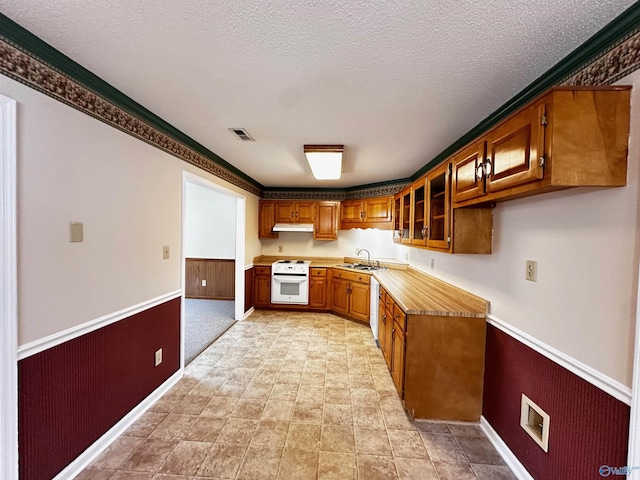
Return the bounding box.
[272,223,314,233]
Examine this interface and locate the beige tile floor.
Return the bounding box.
[76,311,517,480]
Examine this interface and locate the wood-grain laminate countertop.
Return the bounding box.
[252,255,488,318]
[373,268,489,318]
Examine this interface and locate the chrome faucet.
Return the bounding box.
[356,248,371,266]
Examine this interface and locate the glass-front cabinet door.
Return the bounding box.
[401,187,412,245]
[426,162,451,250]
[411,178,427,246]
[393,194,402,243]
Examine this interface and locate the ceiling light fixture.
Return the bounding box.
[304,145,343,180]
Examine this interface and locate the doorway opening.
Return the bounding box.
[181,172,246,366]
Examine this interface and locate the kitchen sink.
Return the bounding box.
[337,263,386,271]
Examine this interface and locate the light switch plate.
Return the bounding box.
[155,348,163,367]
[201,279,206,287]
[162,245,170,260]
[69,222,83,242]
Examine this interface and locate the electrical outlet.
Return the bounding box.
[155,348,163,367]
[162,245,170,260]
[526,260,537,282]
[404,251,409,261]
[278,245,283,253]
[201,279,206,287]
[430,258,435,270]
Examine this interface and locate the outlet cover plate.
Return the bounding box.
[155,348,163,367]
[526,260,537,282]
[162,245,170,260]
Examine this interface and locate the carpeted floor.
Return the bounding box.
[184,299,236,365]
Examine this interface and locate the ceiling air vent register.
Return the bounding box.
[229,128,254,141]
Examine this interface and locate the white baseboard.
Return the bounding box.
[53,369,183,480]
[243,307,255,319]
[487,315,632,405]
[18,290,183,360]
[481,416,534,480]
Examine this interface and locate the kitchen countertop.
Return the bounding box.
[252,255,408,270]
[252,255,488,318]
[373,268,488,318]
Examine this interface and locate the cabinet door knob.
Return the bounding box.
[476,164,484,181]
[484,159,492,177]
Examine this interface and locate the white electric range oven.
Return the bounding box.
[271,260,311,305]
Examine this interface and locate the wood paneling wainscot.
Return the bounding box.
[185,258,235,300]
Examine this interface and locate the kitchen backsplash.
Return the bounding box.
[260,228,396,260]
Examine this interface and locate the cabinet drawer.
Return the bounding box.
[311,268,327,277]
[393,304,407,331]
[255,266,271,276]
[331,269,370,284]
[379,287,387,302]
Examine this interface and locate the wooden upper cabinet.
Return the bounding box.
[340,196,393,230]
[400,188,412,245]
[314,201,338,240]
[392,195,402,243]
[340,200,364,223]
[452,141,486,204]
[275,201,315,223]
[425,162,451,251]
[258,200,278,239]
[453,87,631,207]
[410,178,427,247]
[364,197,393,223]
[297,202,315,223]
[485,102,544,194]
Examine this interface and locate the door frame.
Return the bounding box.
[0,94,18,479]
[629,260,640,477]
[181,171,246,368]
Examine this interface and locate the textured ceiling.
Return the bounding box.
[0,0,635,188]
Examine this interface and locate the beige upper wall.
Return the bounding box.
[2,76,260,346]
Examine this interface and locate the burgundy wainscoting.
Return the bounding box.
[18,297,181,480]
[483,324,630,480]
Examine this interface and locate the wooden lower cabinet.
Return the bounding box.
[390,320,406,396]
[379,291,486,421]
[329,269,370,323]
[309,268,328,309]
[380,289,394,369]
[251,266,370,322]
[253,266,271,307]
[377,291,387,353]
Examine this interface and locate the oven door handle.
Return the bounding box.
[273,273,308,278]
